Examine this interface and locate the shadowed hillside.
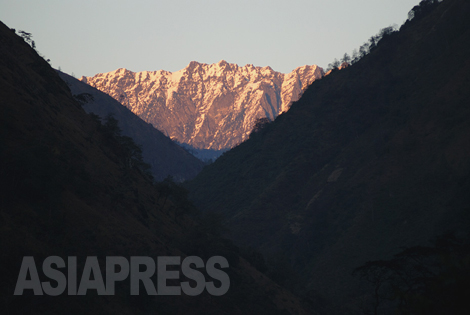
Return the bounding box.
[187,0,470,313]
[57,71,204,181]
[0,21,315,315]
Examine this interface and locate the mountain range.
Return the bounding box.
[80,61,323,151]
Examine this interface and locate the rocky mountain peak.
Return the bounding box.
[80,61,324,150]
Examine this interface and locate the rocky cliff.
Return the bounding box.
[80,61,323,150]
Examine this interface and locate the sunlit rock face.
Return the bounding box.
[80,61,323,150]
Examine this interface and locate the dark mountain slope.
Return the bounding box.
[188,0,470,313]
[57,71,204,181]
[0,21,314,314]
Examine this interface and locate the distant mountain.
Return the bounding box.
[187,0,470,313]
[80,61,323,151]
[58,71,204,181]
[0,21,314,315]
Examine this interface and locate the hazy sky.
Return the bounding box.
[1,0,420,77]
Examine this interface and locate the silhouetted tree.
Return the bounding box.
[351,49,360,64]
[17,30,50,62]
[327,58,341,72]
[354,232,470,314]
[359,43,369,58]
[408,0,442,22]
[18,30,33,45]
[368,35,380,50]
[103,114,122,138]
[101,114,153,178]
[353,260,396,315]
[119,135,143,167]
[73,92,94,106]
[379,26,396,38]
[250,117,271,137]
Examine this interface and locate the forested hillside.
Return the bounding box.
[58,71,204,181]
[187,0,470,313]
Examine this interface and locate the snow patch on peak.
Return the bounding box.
[218,60,228,67]
[170,68,185,83]
[113,68,131,75]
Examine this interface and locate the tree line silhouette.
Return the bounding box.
[326,0,444,72]
[354,232,470,314]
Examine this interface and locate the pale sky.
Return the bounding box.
[1,0,419,77]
